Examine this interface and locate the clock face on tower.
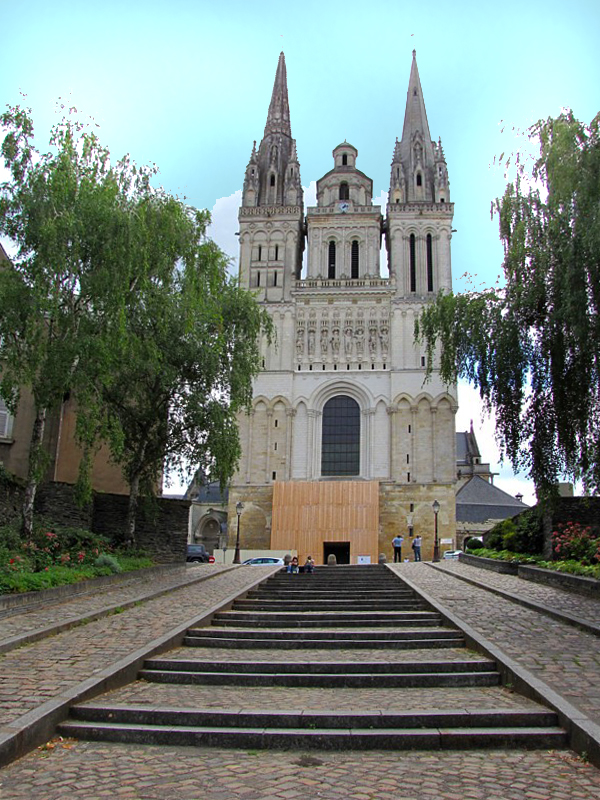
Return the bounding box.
[339,202,349,213]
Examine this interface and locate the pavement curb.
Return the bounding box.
[0,565,235,656]
[393,564,600,769]
[429,563,600,638]
[0,566,278,768]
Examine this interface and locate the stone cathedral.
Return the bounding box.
[227,51,457,564]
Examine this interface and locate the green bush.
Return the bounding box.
[484,512,544,555]
[463,536,483,551]
[94,554,122,574]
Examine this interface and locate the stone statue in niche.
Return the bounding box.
[369,327,378,356]
[330,328,340,355]
[379,326,389,356]
[296,329,304,357]
[355,326,365,357]
[344,325,354,356]
[320,326,329,357]
[307,328,316,355]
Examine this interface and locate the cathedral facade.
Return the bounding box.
[228,52,457,564]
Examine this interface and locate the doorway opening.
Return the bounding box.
[323,541,350,565]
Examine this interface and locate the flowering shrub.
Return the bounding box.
[551,522,600,564]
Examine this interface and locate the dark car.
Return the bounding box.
[186,544,212,563]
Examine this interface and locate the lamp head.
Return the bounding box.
[432,499,440,514]
[236,501,244,517]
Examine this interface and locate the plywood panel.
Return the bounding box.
[271,481,379,564]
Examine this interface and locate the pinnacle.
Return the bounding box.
[264,51,291,138]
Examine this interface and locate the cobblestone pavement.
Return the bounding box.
[436,559,600,627]
[393,563,600,725]
[0,566,273,728]
[2,740,600,800]
[99,679,540,712]
[2,563,600,798]
[0,564,230,647]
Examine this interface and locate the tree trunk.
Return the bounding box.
[125,470,141,548]
[22,406,47,538]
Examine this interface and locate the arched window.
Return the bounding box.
[351,240,359,279]
[416,173,422,187]
[0,395,14,439]
[409,234,416,292]
[339,182,349,200]
[342,154,348,166]
[270,174,275,187]
[321,396,360,476]
[426,233,434,292]
[328,241,336,279]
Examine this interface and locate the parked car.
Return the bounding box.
[242,557,285,565]
[442,550,462,560]
[186,544,214,563]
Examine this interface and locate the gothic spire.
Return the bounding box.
[264,51,291,138]
[396,50,438,202]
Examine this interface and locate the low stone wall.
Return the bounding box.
[0,480,189,563]
[518,564,600,597]
[458,552,519,575]
[35,483,93,529]
[93,492,189,563]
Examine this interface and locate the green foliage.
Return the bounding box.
[467,547,600,580]
[463,536,483,550]
[94,553,122,573]
[484,512,544,554]
[1,103,271,541]
[552,522,600,563]
[416,111,600,499]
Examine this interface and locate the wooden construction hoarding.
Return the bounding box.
[271,480,379,564]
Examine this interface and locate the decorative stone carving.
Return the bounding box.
[344,325,353,356]
[369,327,378,356]
[296,328,304,357]
[355,326,365,357]
[331,327,340,355]
[307,328,316,355]
[379,325,389,356]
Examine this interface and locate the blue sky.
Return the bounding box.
[2,0,599,501]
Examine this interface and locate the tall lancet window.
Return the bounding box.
[339,182,349,200]
[321,396,360,476]
[351,240,359,279]
[328,241,336,280]
[426,234,434,292]
[409,234,417,292]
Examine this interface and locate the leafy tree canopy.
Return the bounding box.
[0,102,271,540]
[416,111,600,500]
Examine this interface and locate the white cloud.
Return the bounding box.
[207,189,242,278]
[455,381,537,505]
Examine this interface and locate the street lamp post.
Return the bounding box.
[233,501,244,564]
[432,499,440,562]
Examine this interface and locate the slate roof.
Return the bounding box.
[456,475,529,523]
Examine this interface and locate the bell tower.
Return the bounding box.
[386,50,453,297]
[238,52,304,303]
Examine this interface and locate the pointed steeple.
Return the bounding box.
[264,51,291,138]
[396,50,439,203]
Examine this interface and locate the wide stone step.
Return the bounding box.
[233,600,428,611]
[184,634,466,650]
[246,591,417,600]
[67,704,561,730]
[213,615,443,629]
[57,715,567,751]
[138,667,499,688]
[143,658,495,675]
[188,627,461,641]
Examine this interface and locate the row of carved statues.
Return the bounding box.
[296,322,389,359]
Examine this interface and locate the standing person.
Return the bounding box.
[392,534,404,563]
[412,536,422,562]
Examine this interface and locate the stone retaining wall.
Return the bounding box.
[518,564,600,597]
[458,552,519,574]
[0,481,189,563]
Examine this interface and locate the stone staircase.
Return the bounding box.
[58,565,566,750]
